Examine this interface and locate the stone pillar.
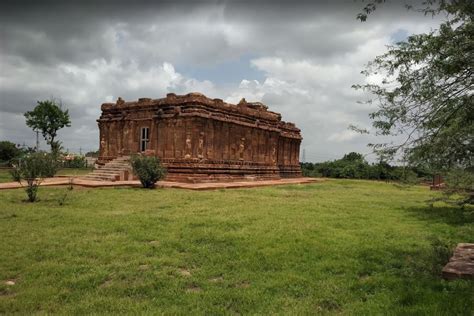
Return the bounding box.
[105,122,110,157]
[224,124,230,160]
[295,140,301,164]
[206,120,214,160]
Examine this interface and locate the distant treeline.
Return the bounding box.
[301,152,432,182]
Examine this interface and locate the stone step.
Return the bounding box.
[81,175,118,182]
[98,167,130,172]
[114,157,131,162]
[95,167,129,173]
[90,171,121,177]
[98,163,130,169]
[83,172,118,177]
[83,155,133,182]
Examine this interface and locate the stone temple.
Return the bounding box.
[95,92,302,182]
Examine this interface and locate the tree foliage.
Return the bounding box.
[62,155,88,169]
[353,0,473,171]
[130,155,166,189]
[0,141,21,162]
[24,100,71,154]
[301,152,428,183]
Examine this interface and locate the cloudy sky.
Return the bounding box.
[0,0,443,161]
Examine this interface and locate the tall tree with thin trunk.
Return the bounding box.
[24,100,71,154]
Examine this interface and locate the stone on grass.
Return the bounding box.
[442,243,474,280]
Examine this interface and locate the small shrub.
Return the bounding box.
[58,178,74,206]
[10,152,59,202]
[62,155,87,168]
[428,237,452,276]
[43,153,60,177]
[130,155,166,188]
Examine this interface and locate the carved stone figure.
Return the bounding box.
[239,137,245,160]
[185,133,192,159]
[198,132,204,159]
[100,137,106,156]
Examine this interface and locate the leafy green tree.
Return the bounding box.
[0,141,21,162]
[342,152,365,162]
[443,168,474,206]
[300,153,431,182]
[85,150,99,158]
[24,100,71,154]
[130,155,166,188]
[10,152,60,202]
[353,0,473,170]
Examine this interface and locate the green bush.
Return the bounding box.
[62,155,87,168]
[0,141,22,163]
[43,153,60,177]
[442,168,474,207]
[130,155,166,189]
[10,152,59,202]
[300,152,433,182]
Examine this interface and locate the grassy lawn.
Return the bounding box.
[0,170,12,183]
[0,180,472,314]
[0,168,91,183]
[56,168,92,177]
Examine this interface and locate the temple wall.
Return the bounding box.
[99,115,300,165]
[97,93,302,181]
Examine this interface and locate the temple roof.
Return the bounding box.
[100,92,300,134]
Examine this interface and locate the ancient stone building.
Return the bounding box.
[97,92,302,182]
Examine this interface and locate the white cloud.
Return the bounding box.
[0,1,444,160]
[328,130,360,142]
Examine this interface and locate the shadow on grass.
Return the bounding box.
[352,240,473,314]
[405,204,473,226]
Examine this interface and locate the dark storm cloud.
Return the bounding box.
[0,0,420,66]
[0,0,442,159]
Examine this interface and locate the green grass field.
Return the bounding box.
[0,170,12,183]
[0,168,91,183]
[0,180,472,314]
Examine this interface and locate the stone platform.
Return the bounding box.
[0,177,320,191]
[442,243,474,280]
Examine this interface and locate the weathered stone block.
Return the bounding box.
[442,243,474,280]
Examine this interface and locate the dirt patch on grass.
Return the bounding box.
[99,277,113,288]
[4,279,16,286]
[235,280,250,288]
[186,284,202,293]
[179,268,191,277]
[209,276,223,283]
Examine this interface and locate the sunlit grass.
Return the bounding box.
[0,168,91,183]
[0,180,472,314]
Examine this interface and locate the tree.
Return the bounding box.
[342,152,365,162]
[353,0,473,171]
[10,152,59,202]
[24,100,71,154]
[0,141,21,162]
[85,150,99,158]
[130,155,166,188]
